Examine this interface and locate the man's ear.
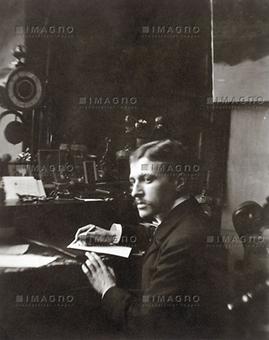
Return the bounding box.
[175,174,185,192]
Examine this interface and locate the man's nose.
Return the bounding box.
[131,181,144,197]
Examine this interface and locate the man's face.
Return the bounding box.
[129,157,179,221]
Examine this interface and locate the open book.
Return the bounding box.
[2,176,46,200]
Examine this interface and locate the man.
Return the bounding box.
[76,139,230,339]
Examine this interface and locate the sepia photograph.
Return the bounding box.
[0,0,268,339]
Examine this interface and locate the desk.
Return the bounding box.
[0,253,104,340]
[0,249,137,340]
[0,199,116,245]
[0,199,142,340]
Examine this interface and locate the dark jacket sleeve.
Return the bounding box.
[119,223,155,250]
[102,233,231,338]
[102,236,197,335]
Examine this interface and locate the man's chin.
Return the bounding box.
[137,209,153,219]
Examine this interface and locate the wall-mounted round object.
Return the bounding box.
[5,67,44,111]
[4,120,25,145]
[0,110,26,145]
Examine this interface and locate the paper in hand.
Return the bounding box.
[67,240,132,258]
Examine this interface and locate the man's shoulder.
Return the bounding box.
[170,208,208,240]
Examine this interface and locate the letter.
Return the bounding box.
[239,96,246,104]
[175,295,182,302]
[221,235,231,243]
[157,26,166,34]
[193,26,200,34]
[157,295,165,303]
[66,26,74,34]
[31,26,40,34]
[121,97,129,105]
[175,164,182,172]
[193,295,200,303]
[221,96,230,103]
[104,97,111,105]
[49,26,56,34]
[247,96,254,103]
[31,295,39,303]
[193,165,200,172]
[230,96,237,103]
[40,296,47,303]
[183,164,191,173]
[166,26,174,34]
[49,295,56,303]
[184,295,191,302]
[257,235,264,242]
[175,26,182,34]
[66,295,74,303]
[230,235,236,242]
[58,26,65,34]
[58,296,65,303]
[256,96,264,104]
[40,26,47,34]
[130,97,137,105]
[112,97,119,105]
[167,296,173,303]
[247,236,255,243]
[158,164,167,173]
[94,97,103,105]
[167,164,174,172]
[121,235,128,244]
[130,236,137,243]
[184,26,191,34]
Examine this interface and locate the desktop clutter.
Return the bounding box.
[0,114,171,202]
[0,143,115,202]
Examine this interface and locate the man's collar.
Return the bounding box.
[154,196,200,242]
[171,195,190,210]
[154,195,190,225]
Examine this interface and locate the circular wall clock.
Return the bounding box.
[5,67,44,111]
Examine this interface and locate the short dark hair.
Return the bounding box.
[130,139,191,195]
[130,139,191,197]
[130,139,188,167]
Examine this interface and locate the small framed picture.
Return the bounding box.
[8,162,33,176]
[83,160,98,185]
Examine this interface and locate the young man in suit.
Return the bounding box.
[77,139,230,339]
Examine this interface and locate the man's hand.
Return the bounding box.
[82,252,116,295]
[75,224,115,245]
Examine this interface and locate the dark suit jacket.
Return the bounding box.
[102,197,231,339]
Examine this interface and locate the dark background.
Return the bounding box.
[24,0,211,153]
[0,0,231,200]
